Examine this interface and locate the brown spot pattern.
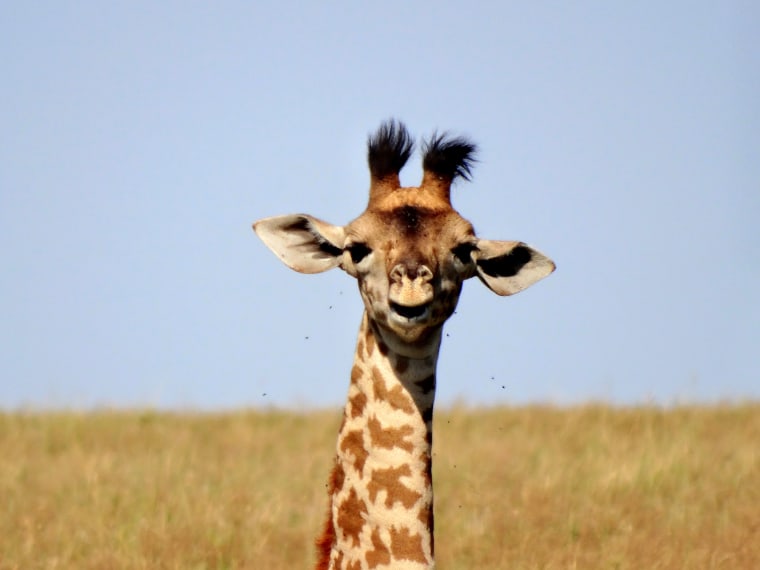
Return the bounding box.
[417,460,435,555]
[372,366,415,414]
[315,461,345,570]
[333,461,347,491]
[390,526,428,564]
[340,429,369,473]
[365,325,375,356]
[348,391,367,419]
[415,374,436,394]
[428,508,435,556]
[337,488,367,547]
[417,506,430,526]
[365,528,391,568]
[368,415,414,453]
[367,464,421,509]
[420,456,432,488]
[421,405,433,425]
[350,364,362,384]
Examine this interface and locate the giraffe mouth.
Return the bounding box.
[390,301,431,321]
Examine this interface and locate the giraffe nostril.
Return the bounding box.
[418,266,433,282]
[391,263,433,283]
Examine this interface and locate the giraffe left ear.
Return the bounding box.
[253,214,346,274]
[472,239,555,296]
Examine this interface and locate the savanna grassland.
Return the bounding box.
[1,405,757,569]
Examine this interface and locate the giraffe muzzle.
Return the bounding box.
[388,272,434,323]
[388,263,434,317]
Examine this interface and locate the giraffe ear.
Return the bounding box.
[253,214,346,274]
[472,239,555,296]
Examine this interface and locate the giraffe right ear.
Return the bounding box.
[472,239,555,296]
[253,214,346,274]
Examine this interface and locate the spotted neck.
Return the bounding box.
[318,312,440,570]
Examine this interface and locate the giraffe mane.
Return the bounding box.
[422,132,478,182]
[367,119,415,182]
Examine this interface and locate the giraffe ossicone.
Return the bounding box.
[254,120,555,570]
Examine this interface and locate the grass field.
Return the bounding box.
[1,404,758,569]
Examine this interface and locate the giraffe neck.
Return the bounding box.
[319,312,441,570]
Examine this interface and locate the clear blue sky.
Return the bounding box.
[1,2,758,409]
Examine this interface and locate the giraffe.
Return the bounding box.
[253,120,555,570]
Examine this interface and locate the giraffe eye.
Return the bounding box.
[451,243,476,264]
[347,243,372,264]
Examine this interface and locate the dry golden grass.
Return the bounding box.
[0,405,757,569]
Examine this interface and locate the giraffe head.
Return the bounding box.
[254,120,555,355]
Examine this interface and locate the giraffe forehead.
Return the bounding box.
[349,205,474,250]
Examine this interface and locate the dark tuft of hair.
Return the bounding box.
[367,120,414,180]
[422,132,478,181]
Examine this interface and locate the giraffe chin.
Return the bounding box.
[374,318,443,358]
